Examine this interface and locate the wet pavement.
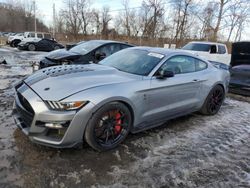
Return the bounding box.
[0,47,249,188]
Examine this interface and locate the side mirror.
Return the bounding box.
[156,70,174,79]
[95,52,106,61]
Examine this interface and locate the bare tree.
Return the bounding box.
[78,0,92,35]
[225,0,250,41]
[140,0,165,38]
[212,0,230,41]
[90,9,101,35]
[122,0,131,36]
[61,0,82,39]
[171,0,194,45]
[101,6,112,38]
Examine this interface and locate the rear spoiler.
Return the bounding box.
[209,61,230,70]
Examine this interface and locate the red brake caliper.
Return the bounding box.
[114,113,122,135]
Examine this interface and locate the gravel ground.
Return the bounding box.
[0,47,249,188]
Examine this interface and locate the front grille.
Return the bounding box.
[16,93,34,127]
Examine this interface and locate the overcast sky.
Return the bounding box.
[0,0,249,41]
[31,0,143,22]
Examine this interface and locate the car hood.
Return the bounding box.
[46,49,82,61]
[24,64,137,101]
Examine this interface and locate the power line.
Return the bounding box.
[109,6,141,12]
[108,1,171,13]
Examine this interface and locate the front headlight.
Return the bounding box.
[46,101,88,111]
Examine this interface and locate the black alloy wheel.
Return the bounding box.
[85,102,132,151]
[200,85,225,115]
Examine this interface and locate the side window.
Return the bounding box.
[110,44,121,54]
[28,33,35,38]
[37,33,43,38]
[218,45,226,54]
[159,56,196,74]
[95,45,112,57]
[195,59,207,71]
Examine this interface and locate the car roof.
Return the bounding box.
[130,46,198,57]
[188,41,225,46]
[86,40,134,46]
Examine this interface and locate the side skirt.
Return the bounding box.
[131,109,198,134]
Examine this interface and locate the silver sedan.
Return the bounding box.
[13,47,230,151]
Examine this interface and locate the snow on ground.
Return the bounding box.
[0,47,249,188]
[0,46,46,66]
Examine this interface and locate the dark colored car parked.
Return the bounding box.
[39,40,134,69]
[18,39,64,52]
[229,41,250,96]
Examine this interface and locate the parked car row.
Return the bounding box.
[5,31,64,52]
[0,32,16,37]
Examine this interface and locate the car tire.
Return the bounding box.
[200,85,225,115]
[11,40,21,48]
[84,102,132,151]
[28,44,36,51]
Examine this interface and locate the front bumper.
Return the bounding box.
[13,82,95,148]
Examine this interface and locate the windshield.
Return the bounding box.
[182,43,211,52]
[99,49,164,76]
[70,41,104,55]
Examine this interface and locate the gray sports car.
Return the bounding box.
[13,47,230,151]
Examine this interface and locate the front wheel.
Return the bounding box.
[200,85,225,115]
[28,44,36,51]
[84,102,132,151]
[11,40,21,47]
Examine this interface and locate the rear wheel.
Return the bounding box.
[28,44,36,51]
[84,102,132,151]
[200,85,225,115]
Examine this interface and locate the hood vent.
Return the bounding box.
[25,65,94,86]
[42,65,93,77]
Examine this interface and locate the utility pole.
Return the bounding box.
[53,2,56,39]
[33,0,37,32]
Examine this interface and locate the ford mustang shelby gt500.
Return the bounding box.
[13,47,230,151]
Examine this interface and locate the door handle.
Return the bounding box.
[192,79,200,82]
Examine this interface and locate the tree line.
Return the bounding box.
[0,0,249,46]
[0,1,48,33]
[56,0,250,46]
